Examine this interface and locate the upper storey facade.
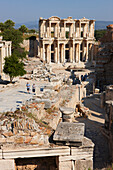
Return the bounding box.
[39,16,95,40]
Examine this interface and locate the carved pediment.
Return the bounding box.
[49,16,61,21]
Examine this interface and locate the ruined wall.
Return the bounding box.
[20,37,39,57]
[102,85,113,162]
[95,24,113,90]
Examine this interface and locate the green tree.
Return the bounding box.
[2,28,23,50]
[0,22,5,32]
[95,29,107,41]
[13,48,27,60]
[4,20,15,29]
[3,54,26,83]
[19,25,28,33]
[28,29,36,33]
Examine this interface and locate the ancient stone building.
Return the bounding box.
[95,24,113,90]
[39,16,95,64]
[0,35,11,79]
[20,36,39,57]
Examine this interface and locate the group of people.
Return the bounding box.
[26,82,36,94]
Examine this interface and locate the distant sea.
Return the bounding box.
[15,20,113,30]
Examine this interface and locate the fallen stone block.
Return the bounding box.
[53,122,85,146]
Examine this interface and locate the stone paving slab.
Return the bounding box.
[0,79,49,113]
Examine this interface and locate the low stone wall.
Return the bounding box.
[0,137,94,170]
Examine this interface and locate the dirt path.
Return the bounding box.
[76,95,110,169]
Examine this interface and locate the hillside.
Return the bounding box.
[15,20,113,30]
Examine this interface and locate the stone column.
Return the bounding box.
[55,24,57,38]
[91,44,94,62]
[40,42,43,60]
[49,21,51,38]
[47,44,51,64]
[54,43,57,63]
[86,41,88,62]
[69,42,73,62]
[63,43,65,62]
[79,22,81,37]
[70,24,73,37]
[84,24,87,37]
[61,44,63,63]
[76,43,80,63]
[82,41,85,61]
[86,23,89,36]
[1,47,5,78]
[43,21,45,38]
[57,22,60,38]
[43,43,45,61]
[64,22,66,38]
[47,22,49,38]
[57,42,59,63]
[90,23,94,38]
[74,44,76,62]
[92,22,95,37]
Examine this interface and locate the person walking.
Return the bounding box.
[32,83,36,95]
[26,82,30,93]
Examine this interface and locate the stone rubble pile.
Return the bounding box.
[23,59,57,81]
[0,111,53,146]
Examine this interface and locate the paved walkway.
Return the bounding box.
[76,95,110,170]
[0,79,48,113]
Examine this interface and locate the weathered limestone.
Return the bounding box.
[53,122,85,146]
[2,147,70,159]
[0,34,11,79]
[60,107,74,122]
[100,85,113,162]
[0,160,15,170]
[95,24,113,90]
[39,16,95,64]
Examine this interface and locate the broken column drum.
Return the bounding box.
[60,107,74,122]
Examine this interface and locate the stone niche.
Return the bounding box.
[15,156,58,170]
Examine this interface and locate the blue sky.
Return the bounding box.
[0,0,113,23]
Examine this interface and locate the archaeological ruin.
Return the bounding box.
[95,24,113,90]
[1,17,113,170]
[0,34,11,79]
[39,16,95,64]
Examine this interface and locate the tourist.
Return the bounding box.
[26,82,30,93]
[32,83,36,95]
